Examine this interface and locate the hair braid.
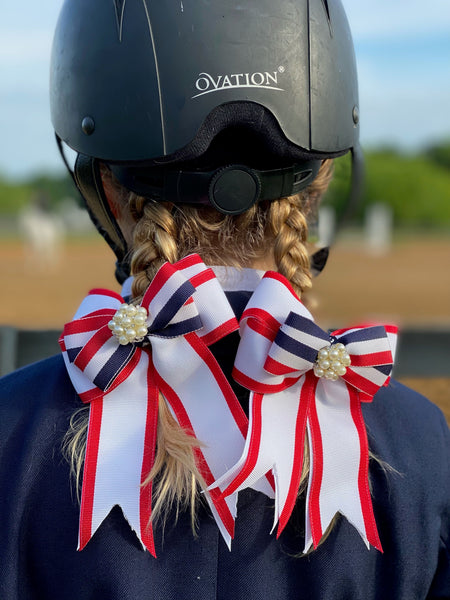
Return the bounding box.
[268,159,334,298]
[269,195,312,296]
[129,197,179,300]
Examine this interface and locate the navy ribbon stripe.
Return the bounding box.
[150,315,203,339]
[93,344,136,391]
[67,346,83,363]
[338,326,386,345]
[274,329,320,364]
[284,312,330,342]
[149,279,196,332]
[375,364,392,375]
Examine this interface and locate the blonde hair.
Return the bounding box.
[129,160,333,300]
[64,160,334,536]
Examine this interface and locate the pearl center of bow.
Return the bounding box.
[314,342,351,380]
[108,303,149,345]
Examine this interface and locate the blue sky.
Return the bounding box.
[1,0,449,178]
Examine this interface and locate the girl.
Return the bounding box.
[0,1,448,598]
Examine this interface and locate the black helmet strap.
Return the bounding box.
[109,160,321,216]
[56,135,130,283]
[74,154,130,281]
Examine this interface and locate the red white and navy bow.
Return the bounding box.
[211,271,397,552]
[60,255,273,555]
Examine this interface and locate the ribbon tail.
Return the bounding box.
[203,488,237,550]
[211,377,310,538]
[158,377,239,547]
[78,351,158,556]
[274,374,312,537]
[304,380,382,553]
[152,334,253,547]
[78,396,103,551]
[138,360,159,557]
[208,392,267,497]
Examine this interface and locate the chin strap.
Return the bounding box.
[335,142,365,236]
[310,246,329,276]
[56,136,131,283]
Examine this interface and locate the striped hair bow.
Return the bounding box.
[210,271,397,552]
[60,254,274,556]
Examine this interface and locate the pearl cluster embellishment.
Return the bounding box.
[108,304,149,345]
[314,343,351,380]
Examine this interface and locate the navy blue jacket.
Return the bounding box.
[0,304,449,598]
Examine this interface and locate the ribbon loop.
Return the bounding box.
[266,317,395,402]
[142,263,201,337]
[265,311,331,377]
[62,265,204,399]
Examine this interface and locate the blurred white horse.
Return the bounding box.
[19,199,65,271]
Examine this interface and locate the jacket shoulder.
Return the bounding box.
[0,354,79,439]
[365,379,450,513]
[368,378,448,441]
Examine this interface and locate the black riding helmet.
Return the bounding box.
[50,0,360,282]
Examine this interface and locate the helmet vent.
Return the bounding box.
[113,0,127,42]
[320,0,333,35]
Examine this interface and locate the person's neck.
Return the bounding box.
[248,255,277,271]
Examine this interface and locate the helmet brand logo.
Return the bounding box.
[192,68,285,98]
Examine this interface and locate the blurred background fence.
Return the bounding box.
[0,325,449,426]
[1,325,449,379]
